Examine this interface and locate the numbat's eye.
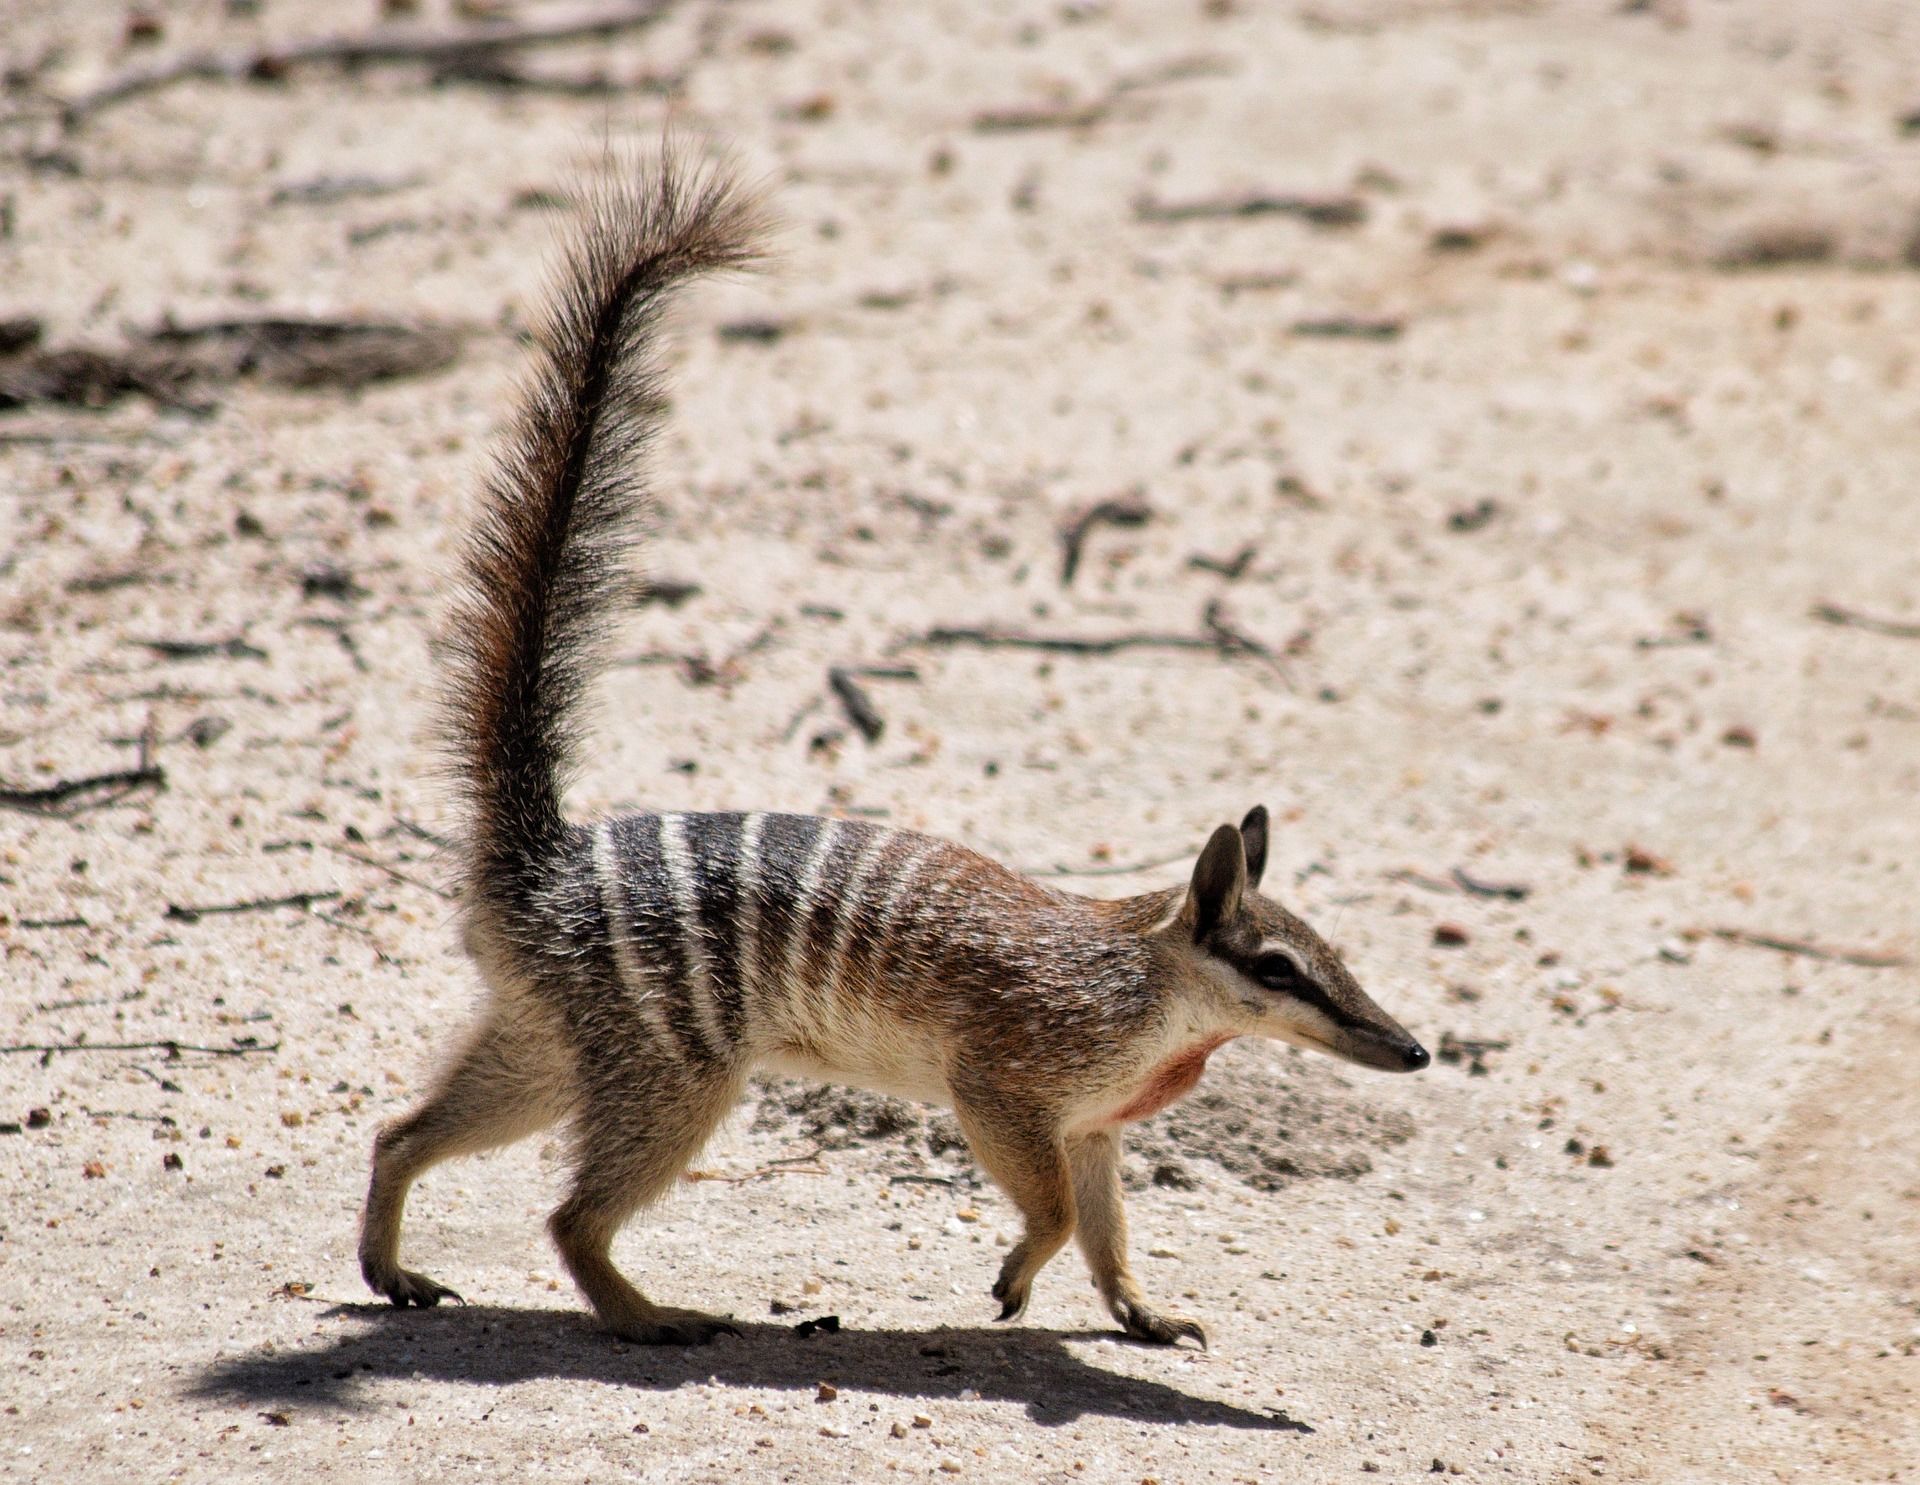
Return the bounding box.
[1253,954,1306,992]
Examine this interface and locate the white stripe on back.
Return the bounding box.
[736,811,767,1033]
[823,827,896,1010]
[591,820,683,1061]
[658,812,729,1053]
[782,816,841,1004]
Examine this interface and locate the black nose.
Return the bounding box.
[1402,1041,1430,1072]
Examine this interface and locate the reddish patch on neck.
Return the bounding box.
[1107,1035,1235,1125]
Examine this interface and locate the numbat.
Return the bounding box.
[359,154,1429,1349]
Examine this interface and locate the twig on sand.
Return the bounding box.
[0,764,164,815]
[918,603,1279,671]
[327,844,455,899]
[1059,493,1151,585]
[1134,191,1367,229]
[1707,927,1908,970]
[50,1,676,129]
[1452,867,1531,901]
[165,890,341,923]
[827,668,886,743]
[1810,602,1920,639]
[2,1038,280,1064]
[0,716,165,816]
[1034,850,1193,879]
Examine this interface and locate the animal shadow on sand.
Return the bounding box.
[191,1304,1314,1434]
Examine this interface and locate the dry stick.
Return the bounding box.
[971,54,1228,133]
[920,625,1252,658]
[1188,544,1256,579]
[1709,927,1909,970]
[1452,867,1531,901]
[1035,849,1193,879]
[165,890,340,923]
[0,765,164,814]
[1202,598,1291,688]
[1,1038,279,1059]
[827,668,885,743]
[137,636,267,661]
[54,0,676,128]
[1059,493,1151,585]
[1386,868,1458,895]
[327,843,456,899]
[1810,602,1920,639]
[1134,192,1367,228]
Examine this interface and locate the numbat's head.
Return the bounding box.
[1170,806,1429,1073]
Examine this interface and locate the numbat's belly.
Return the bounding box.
[1100,1035,1236,1127]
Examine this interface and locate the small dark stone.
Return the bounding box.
[1420,1328,1438,1347]
[26,1107,51,1129]
[1447,499,1500,532]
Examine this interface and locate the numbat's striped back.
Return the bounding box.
[565,811,1161,1085]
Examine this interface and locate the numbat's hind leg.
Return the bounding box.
[548,1065,745,1345]
[360,995,574,1307]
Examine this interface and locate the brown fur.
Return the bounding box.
[360,152,1427,1351]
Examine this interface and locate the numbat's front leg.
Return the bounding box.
[1068,1130,1207,1347]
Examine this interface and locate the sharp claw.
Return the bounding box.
[996,1296,1022,1322]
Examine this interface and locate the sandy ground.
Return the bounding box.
[3,1,1918,1480]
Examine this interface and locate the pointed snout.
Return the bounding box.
[1335,1026,1430,1074]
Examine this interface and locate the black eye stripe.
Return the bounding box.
[1243,952,1346,1022]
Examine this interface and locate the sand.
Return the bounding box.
[2,1,1917,1480]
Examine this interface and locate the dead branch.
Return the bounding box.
[973,96,1128,133]
[1201,598,1291,687]
[52,1,677,129]
[0,764,164,815]
[1389,866,1531,901]
[326,844,456,899]
[1290,315,1403,340]
[1059,493,1151,585]
[1387,868,1457,895]
[2,1038,279,1059]
[1134,191,1367,229]
[827,668,885,743]
[971,54,1227,133]
[1188,544,1256,579]
[136,636,268,661]
[1810,602,1920,639]
[918,622,1261,660]
[1452,867,1531,901]
[165,890,341,923]
[1708,927,1908,969]
[1034,850,1193,879]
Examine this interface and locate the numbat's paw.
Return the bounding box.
[607,1307,741,1347]
[1117,1298,1208,1349]
[368,1266,464,1309]
[990,1265,1031,1322]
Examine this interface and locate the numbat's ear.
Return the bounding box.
[1239,805,1269,890]
[1186,823,1247,940]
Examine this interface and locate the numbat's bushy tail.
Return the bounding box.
[361,151,1426,1350]
[440,158,766,926]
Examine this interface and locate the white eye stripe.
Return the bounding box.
[1255,942,1307,975]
